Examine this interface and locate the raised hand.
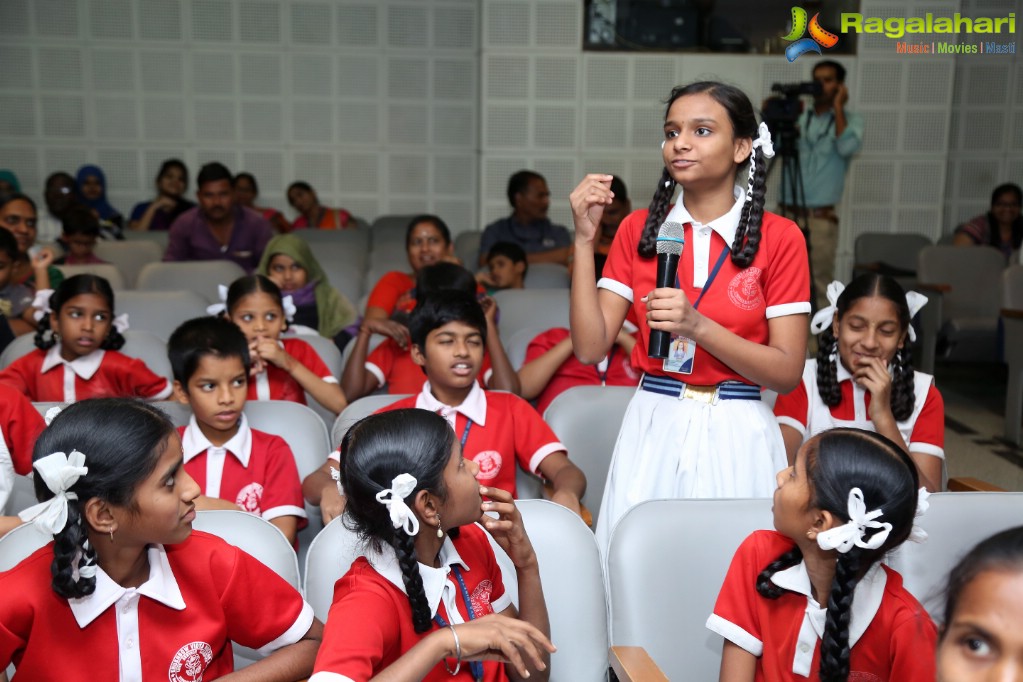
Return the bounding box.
[479,485,537,570]
[569,174,615,245]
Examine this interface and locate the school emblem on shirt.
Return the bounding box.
[168,641,213,682]
[727,267,765,310]
[472,451,503,481]
[471,579,495,616]
[235,482,264,514]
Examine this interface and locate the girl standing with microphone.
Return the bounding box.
[569,82,811,550]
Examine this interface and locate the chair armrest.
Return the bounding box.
[609,646,670,682]
[947,477,1007,492]
[1001,309,1023,319]
[917,282,951,293]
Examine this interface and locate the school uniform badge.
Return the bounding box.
[727,267,765,310]
[168,641,214,682]
[472,451,503,481]
[471,580,495,616]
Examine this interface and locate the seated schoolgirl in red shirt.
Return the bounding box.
[2,398,322,680]
[0,274,171,402]
[310,409,555,681]
[214,274,347,416]
[707,428,936,681]
[774,274,944,491]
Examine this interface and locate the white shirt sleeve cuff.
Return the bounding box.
[262,505,308,522]
[365,362,386,388]
[256,601,315,656]
[597,277,634,303]
[528,443,567,475]
[775,416,806,436]
[491,590,514,614]
[706,613,764,656]
[909,443,945,459]
[765,301,812,319]
[309,674,357,682]
[149,381,173,401]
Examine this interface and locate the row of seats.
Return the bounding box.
[5,490,1019,679]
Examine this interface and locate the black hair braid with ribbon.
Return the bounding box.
[890,346,916,422]
[732,146,768,268]
[392,530,433,633]
[638,168,677,259]
[755,546,804,599]
[819,552,863,682]
[51,502,99,599]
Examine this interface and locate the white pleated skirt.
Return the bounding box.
[595,384,787,552]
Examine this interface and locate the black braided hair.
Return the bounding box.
[755,546,803,599]
[33,274,124,352]
[32,399,175,599]
[806,430,918,682]
[639,81,765,269]
[815,273,916,421]
[337,409,455,634]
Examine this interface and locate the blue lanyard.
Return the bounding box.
[432,565,484,681]
[459,417,472,449]
[676,246,731,311]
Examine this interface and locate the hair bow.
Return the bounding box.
[908,487,930,543]
[903,291,927,342]
[17,450,88,535]
[816,487,892,554]
[810,281,846,335]
[282,295,296,323]
[206,284,229,316]
[31,289,54,322]
[112,313,129,334]
[752,121,775,159]
[330,465,345,498]
[375,473,420,537]
[43,405,63,426]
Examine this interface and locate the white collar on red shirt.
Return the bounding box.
[68,544,186,627]
[771,560,886,676]
[835,360,855,384]
[181,413,252,468]
[365,536,471,618]
[663,184,746,247]
[40,345,105,380]
[415,380,488,429]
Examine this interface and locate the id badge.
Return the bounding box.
[662,334,696,375]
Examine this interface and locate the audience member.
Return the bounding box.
[0,194,63,314]
[364,214,457,321]
[168,316,306,546]
[164,162,274,273]
[0,170,21,195]
[128,158,195,231]
[775,274,944,491]
[0,229,34,334]
[75,164,123,235]
[0,274,171,402]
[287,181,352,230]
[257,233,358,352]
[37,172,78,243]
[478,170,571,266]
[953,182,1023,262]
[481,241,527,292]
[234,172,291,234]
[519,323,640,415]
[54,205,106,265]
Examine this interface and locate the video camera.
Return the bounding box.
[762,81,824,129]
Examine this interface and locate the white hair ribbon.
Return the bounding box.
[908,487,931,543]
[282,295,297,323]
[375,473,420,537]
[904,291,927,342]
[17,450,89,535]
[31,289,55,322]
[816,487,893,554]
[112,313,129,334]
[44,405,63,426]
[810,281,846,335]
[330,465,344,498]
[751,121,775,159]
[205,284,229,316]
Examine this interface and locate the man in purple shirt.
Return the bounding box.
[163,162,273,273]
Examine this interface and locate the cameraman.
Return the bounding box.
[780,60,863,308]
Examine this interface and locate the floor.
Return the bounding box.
[938,361,1023,491]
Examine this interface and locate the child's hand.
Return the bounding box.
[447,615,554,678]
[642,287,702,339]
[549,489,582,518]
[476,270,496,289]
[569,174,615,246]
[480,296,497,328]
[154,195,177,211]
[252,336,290,370]
[853,355,894,419]
[361,318,410,350]
[480,486,537,570]
[247,339,267,374]
[30,248,54,270]
[320,482,346,524]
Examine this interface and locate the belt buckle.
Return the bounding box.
[682,384,717,404]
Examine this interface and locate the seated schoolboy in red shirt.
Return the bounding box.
[340,262,520,400]
[478,240,528,294]
[168,316,306,546]
[306,290,585,524]
[519,322,642,415]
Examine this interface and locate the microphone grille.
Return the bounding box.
[655,221,685,256]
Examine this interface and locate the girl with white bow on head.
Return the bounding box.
[707,428,936,682]
[774,273,944,492]
[0,274,171,403]
[311,409,555,682]
[569,82,812,551]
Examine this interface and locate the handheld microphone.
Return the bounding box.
[648,221,685,359]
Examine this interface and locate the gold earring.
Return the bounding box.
[109,529,114,543]
[436,513,444,539]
